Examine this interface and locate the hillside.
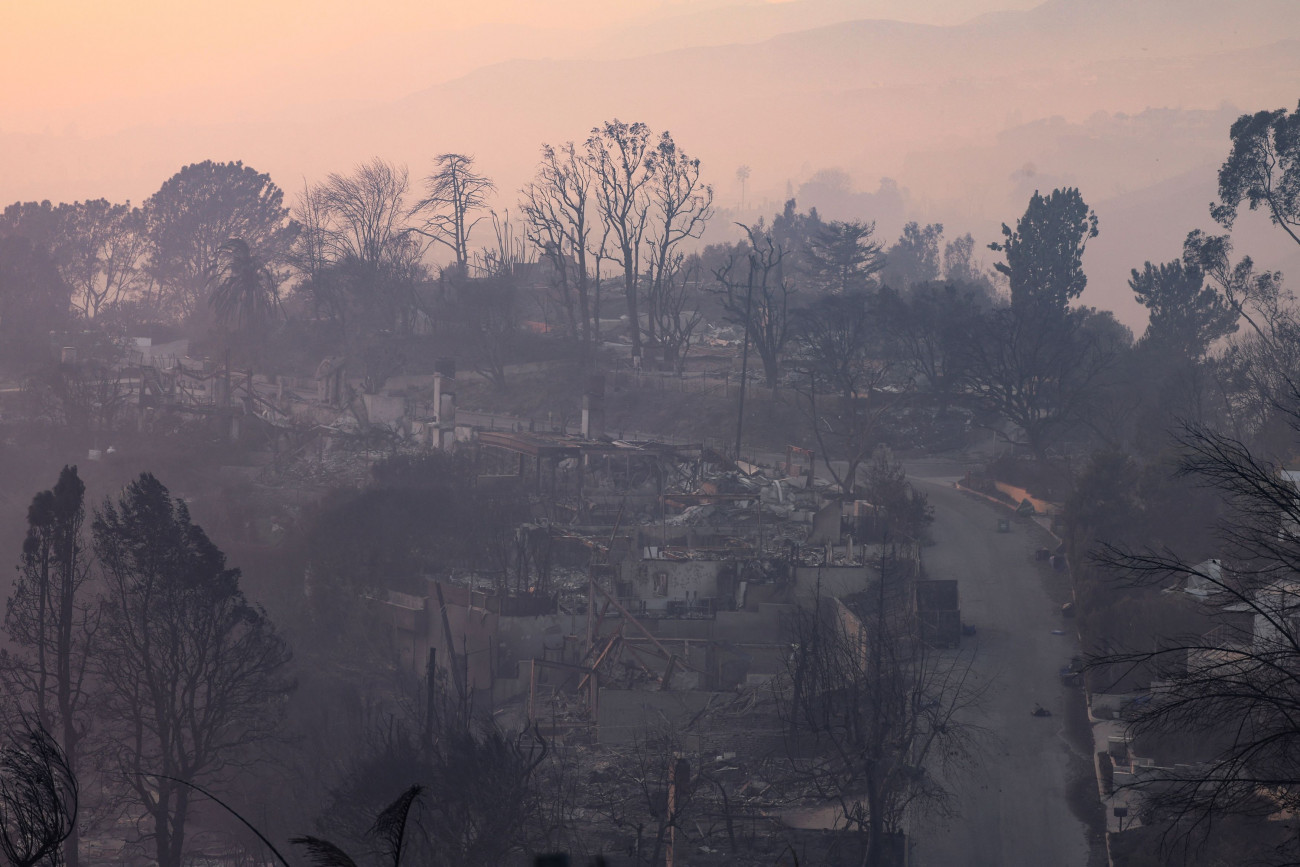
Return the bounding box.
[0,0,1295,333]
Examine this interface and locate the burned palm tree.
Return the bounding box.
[293,785,424,867]
[210,237,283,346]
[0,719,78,867]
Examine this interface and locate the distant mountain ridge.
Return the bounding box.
[0,0,1294,332]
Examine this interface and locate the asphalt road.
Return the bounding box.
[905,468,1091,867]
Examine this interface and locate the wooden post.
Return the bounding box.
[434,582,465,711]
[425,647,437,747]
[734,263,754,460]
[666,756,690,867]
[586,568,596,651]
[527,659,538,721]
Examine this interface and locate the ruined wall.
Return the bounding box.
[419,582,500,697]
[793,565,872,604]
[617,558,726,611]
[362,392,407,425]
[378,593,427,673]
[714,602,792,643]
[495,612,586,673]
[597,689,718,744]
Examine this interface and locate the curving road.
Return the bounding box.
[905,466,1091,867]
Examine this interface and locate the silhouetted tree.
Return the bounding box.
[989,187,1098,312]
[1,467,95,867]
[142,161,297,320]
[1179,105,1300,445]
[290,181,346,326]
[1130,259,1237,358]
[941,232,993,290]
[459,210,529,386]
[449,270,518,389]
[521,142,597,362]
[804,219,885,296]
[780,585,979,867]
[0,202,65,251]
[963,304,1121,461]
[858,446,934,540]
[795,290,880,401]
[414,153,496,273]
[1183,230,1298,440]
[59,200,146,320]
[309,159,429,334]
[94,473,292,867]
[0,236,72,360]
[793,289,897,495]
[1182,230,1287,352]
[649,252,704,374]
[969,189,1116,460]
[1211,100,1300,248]
[320,158,414,268]
[880,221,943,291]
[586,119,658,361]
[1090,413,1300,863]
[317,673,550,867]
[881,280,986,408]
[712,224,795,389]
[768,198,822,259]
[210,238,283,351]
[643,131,713,359]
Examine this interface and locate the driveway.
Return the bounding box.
[905,469,1091,867]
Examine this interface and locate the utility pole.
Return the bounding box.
[733,258,755,461]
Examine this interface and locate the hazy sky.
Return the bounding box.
[1,0,1038,134]
[3,0,1294,327]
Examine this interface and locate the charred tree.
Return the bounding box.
[93,473,292,867]
[0,467,95,867]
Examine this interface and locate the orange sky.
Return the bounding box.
[1,1,523,131]
[1,0,1293,327]
[0,1,700,129]
[0,0,1036,134]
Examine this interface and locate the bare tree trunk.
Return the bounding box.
[644,269,659,363]
[577,272,592,368]
[624,255,642,361]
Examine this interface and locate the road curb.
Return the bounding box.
[956,479,1113,865]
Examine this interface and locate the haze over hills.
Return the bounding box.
[1,0,1037,137]
[2,0,1296,327]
